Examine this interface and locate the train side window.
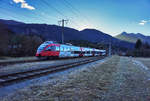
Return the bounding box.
[60,47,63,51]
[56,46,59,51]
[63,47,66,52]
[74,51,79,54]
[51,46,56,51]
[81,51,85,54]
[70,48,72,52]
[87,51,90,54]
[68,47,70,51]
[65,47,67,52]
[45,47,51,51]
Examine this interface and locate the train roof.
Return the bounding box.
[42,41,106,52]
[43,41,58,44]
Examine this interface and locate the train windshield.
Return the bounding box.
[45,46,57,51]
[37,44,48,53]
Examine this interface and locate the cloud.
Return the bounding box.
[13,0,35,10]
[21,2,35,10]
[139,20,147,26]
[139,22,145,25]
[141,20,147,23]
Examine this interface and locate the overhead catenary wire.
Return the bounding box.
[41,0,93,30]
[62,0,91,25]
[51,0,86,30]
[2,1,63,24]
[58,0,86,28]
[41,0,82,30]
[31,0,61,20]
[1,0,92,30]
[38,0,82,29]
[42,0,68,19]
[0,0,80,32]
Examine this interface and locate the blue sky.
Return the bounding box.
[0,0,150,36]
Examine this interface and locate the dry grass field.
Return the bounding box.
[1,56,150,101]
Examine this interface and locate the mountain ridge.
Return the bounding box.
[0,19,134,49]
[116,32,150,44]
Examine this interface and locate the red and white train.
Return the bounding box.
[36,41,106,59]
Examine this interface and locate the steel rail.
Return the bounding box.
[0,57,92,66]
[0,57,104,86]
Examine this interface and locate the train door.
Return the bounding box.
[59,45,71,58]
[65,46,71,57]
[63,47,67,57]
[59,45,65,58]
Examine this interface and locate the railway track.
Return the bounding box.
[0,57,104,87]
[0,57,93,66]
[0,59,40,66]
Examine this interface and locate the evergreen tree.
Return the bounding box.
[135,39,142,49]
[143,42,150,49]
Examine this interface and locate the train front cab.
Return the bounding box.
[36,43,60,59]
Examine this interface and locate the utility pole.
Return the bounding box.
[108,42,111,56]
[58,19,68,44]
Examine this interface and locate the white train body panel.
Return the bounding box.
[70,46,81,57]
[59,44,72,58]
